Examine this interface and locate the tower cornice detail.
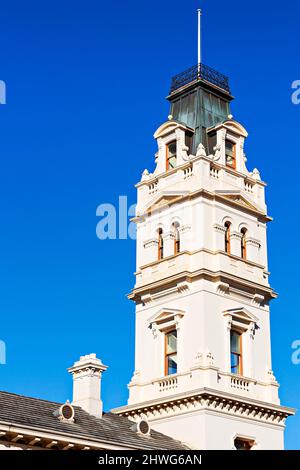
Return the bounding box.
[113,389,295,428]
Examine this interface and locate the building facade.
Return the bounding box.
[113,64,294,449]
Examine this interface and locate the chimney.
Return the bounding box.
[68,354,108,418]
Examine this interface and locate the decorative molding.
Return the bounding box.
[252,293,265,307]
[246,237,261,248]
[230,231,242,241]
[214,223,226,234]
[148,309,185,337]
[266,369,277,383]
[217,282,230,295]
[115,390,294,427]
[141,294,153,305]
[162,231,175,241]
[193,351,215,367]
[178,224,192,234]
[130,267,277,305]
[143,238,158,249]
[177,281,189,293]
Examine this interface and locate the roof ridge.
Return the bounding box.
[0,389,63,407]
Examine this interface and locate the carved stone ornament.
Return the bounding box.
[196,143,207,158]
[212,144,222,162]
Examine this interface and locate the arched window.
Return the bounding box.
[158,228,164,260]
[224,222,231,254]
[166,141,177,171]
[241,228,247,260]
[172,222,180,255]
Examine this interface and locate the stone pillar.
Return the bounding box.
[178,225,192,252]
[143,239,159,264]
[163,231,175,258]
[230,231,242,257]
[245,238,261,263]
[214,224,226,251]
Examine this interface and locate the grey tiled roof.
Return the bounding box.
[0,391,188,450]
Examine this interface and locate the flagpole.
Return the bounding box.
[197,9,202,75]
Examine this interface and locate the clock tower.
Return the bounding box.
[113,17,294,450]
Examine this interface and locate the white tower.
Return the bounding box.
[113,16,294,450]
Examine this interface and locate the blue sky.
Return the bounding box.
[0,0,299,449]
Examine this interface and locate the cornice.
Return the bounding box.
[136,157,266,190]
[113,388,295,428]
[138,248,266,272]
[0,422,135,450]
[134,188,271,223]
[129,261,277,304]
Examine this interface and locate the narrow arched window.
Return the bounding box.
[225,222,231,254]
[241,228,247,260]
[158,228,164,260]
[172,222,180,255]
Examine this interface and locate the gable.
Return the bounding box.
[223,308,259,325]
[215,191,261,213]
[145,191,188,213]
[148,308,185,329]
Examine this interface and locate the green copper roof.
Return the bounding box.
[168,63,233,154]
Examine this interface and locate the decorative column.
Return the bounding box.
[230,231,242,257]
[178,225,192,252]
[163,231,175,258]
[143,239,159,265]
[214,224,226,251]
[245,238,261,263]
[216,128,226,166]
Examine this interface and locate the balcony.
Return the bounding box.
[128,369,279,406]
[170,63,231,94]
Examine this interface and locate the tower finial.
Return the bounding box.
[197,8,202,66]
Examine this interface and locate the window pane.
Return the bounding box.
[166,331,177,354]
[225,140,234,155]
[167,142,177,169]
[225,140,236,167]
[231,353,240,374]
[168,156,177,169]
[168,142,177,157]
[230,331,241,353]
[168,142,177,169]
[167,354,178,375]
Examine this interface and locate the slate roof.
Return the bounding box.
[0,391,188,450]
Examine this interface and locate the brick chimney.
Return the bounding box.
[68,354,108,418]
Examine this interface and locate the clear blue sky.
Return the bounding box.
[0,0,299,449]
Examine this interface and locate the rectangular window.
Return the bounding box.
[165,330,178,376]
[166,141,177,170]
[225,140,236,169]
[230,330,243,375]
